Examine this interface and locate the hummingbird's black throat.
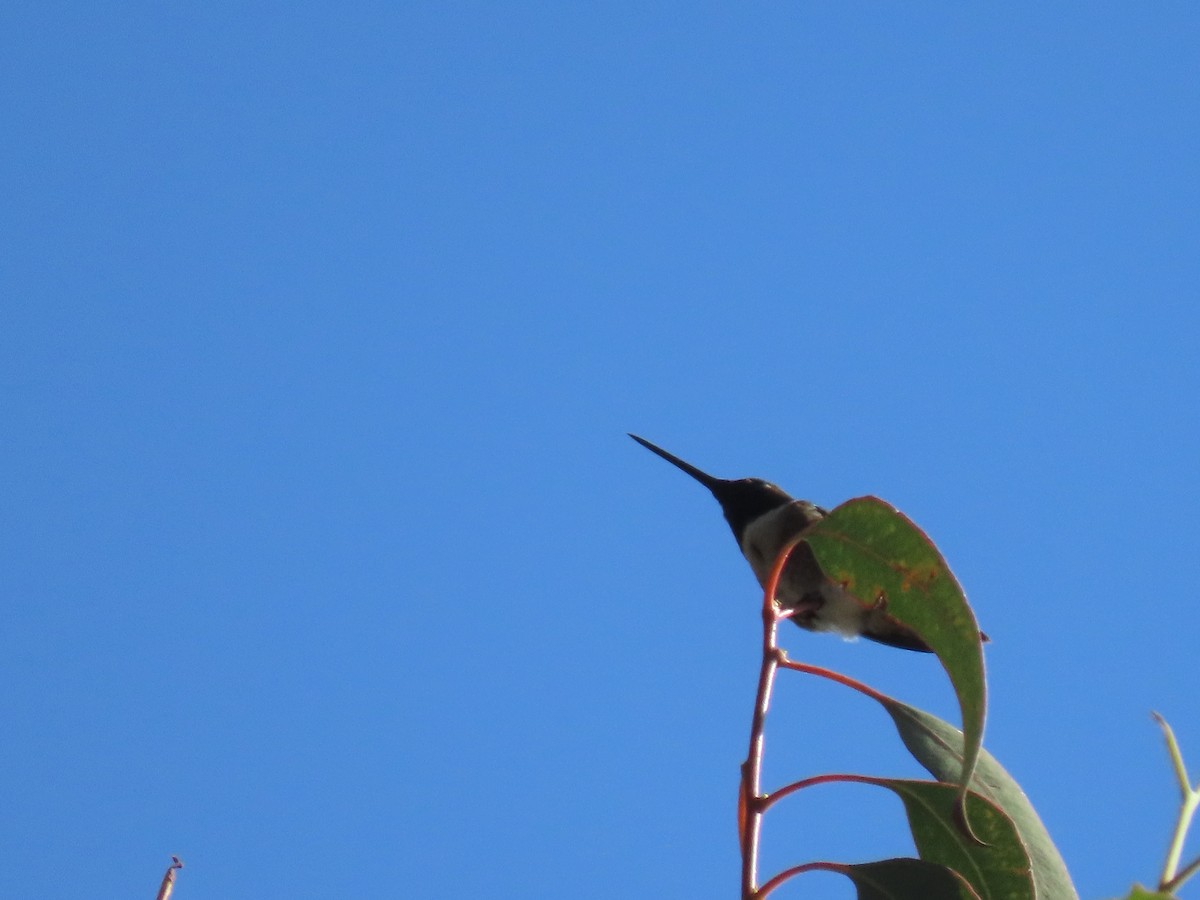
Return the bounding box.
[708,479,795,545]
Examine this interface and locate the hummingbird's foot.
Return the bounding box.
[786,592,824,626]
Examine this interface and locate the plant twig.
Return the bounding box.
[1154,713,1200,894]
[762,772,879,813]
[740,536,805,899]
[756,860,846,897]
[778,659,891,705]
[155,856,184,900]
[1165,854,1200,896]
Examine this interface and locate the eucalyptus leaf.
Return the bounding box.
[881,698,1077,900]
[882,779,1033,900]
[803,497,987,835]
[842,857,982,900]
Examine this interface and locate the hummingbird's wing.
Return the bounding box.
[857,618,935,653]
[857,609,989,652]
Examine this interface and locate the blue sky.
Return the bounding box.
[2,4,1198,898]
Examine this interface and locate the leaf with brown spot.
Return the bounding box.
[803,497,987,838]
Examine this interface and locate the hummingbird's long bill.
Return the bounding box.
[627,434,722,490]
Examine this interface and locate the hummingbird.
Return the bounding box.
[629,434,932,652]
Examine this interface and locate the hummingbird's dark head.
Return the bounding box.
[708,478,794,538]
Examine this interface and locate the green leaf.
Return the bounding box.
[842,858,982,899]
[803,497,987,832]
[881,699,1078,900]
[881,779,1033,900]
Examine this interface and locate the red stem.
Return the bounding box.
[757,861,849,897]
[738,537,898,897]
[762,772,883,812]
[777,659,891,705]
[740,536,806,898]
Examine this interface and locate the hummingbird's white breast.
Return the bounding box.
[737,501,869,640]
